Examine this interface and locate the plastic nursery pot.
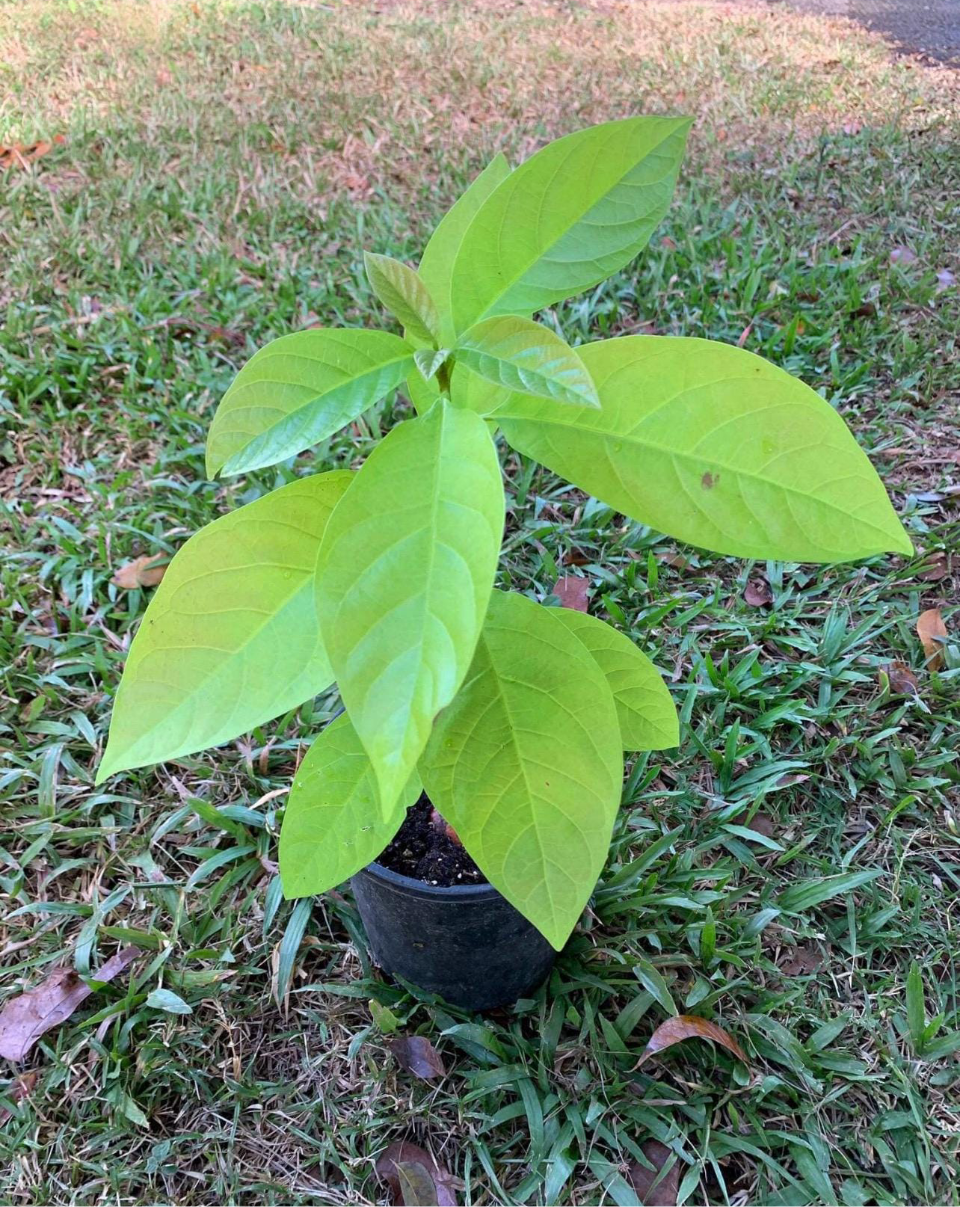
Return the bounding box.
[351,862,556,1011]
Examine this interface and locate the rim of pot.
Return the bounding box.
[361,860,502,901]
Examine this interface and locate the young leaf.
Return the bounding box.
[451,117,690,331]
[418,151,511,341]
[408,155,514,416]
[364,252,441,346]
[497,336,913,562]
[414,348,451,382]
[419,591,623,950]
[316,400,504,816]
[97,471,352,783]
[278,713,421,898]
[206,329,414,478]
[455,316,599,408]
[549,609,678,751]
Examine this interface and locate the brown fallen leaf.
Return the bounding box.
[778,944,822,977]
[627,1139,680,1206]
[113,553,167,589]
[917,608,948,670]
[0,947,138,1062]
[0,1070,39,1124]
[389,1035,446,1082]
[743,577,773,607]
[880,661,918,696]
[916,550,951,582]
[375,1141,458,1206]
[399,1162,447,1206]
[554,574,590,612]
[636,1015,748,1067]
[0,134,65,171]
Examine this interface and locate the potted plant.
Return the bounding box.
[96,116,911,1010]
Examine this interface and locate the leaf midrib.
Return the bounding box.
[500,411,895,543]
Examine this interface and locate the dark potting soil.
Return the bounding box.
[377,795,487,887]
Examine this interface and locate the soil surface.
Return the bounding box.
[779,0,960,64]
[377,795,487,887]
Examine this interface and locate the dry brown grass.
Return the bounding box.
[3,0,958,211]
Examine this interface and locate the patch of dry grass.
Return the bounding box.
[3,0,957,208]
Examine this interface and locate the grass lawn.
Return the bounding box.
[1,1,959,1203]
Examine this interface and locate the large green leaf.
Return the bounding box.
[450,116,690,332]
[419,592,623,950]
[97,471,353,783]
[418,151,511,343]
[497,336,913,562]
[316,399,505,816]
[206,329,414,478]
[279,713,422,898]
[549,609,678,751]
[364,252,440,346]
[455,316,599,408]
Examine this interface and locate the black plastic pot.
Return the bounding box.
[351,862,556,1011]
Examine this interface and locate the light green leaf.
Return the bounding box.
[97,471,352,783]
[455,316,599,408]
[364,252,440,346]
[414,347,451,382]
[279,713,422,898]
[419,151,511,342]
[451,117,690,331]
[407,153,513,415]
[316,399,504,815]
[419,592,623,950]
[145,988,192,1015]
[206,329,414,478]
[497,336,913,562]
[549,609,678,750]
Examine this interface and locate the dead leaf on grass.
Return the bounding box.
[779,945,822,977]
[0,1070,39,1124]
[743,577,773,607]
[880,661,918,696]
[916,550,951,582]
[554,574,590,612]
[375,1141,458,1206]
[917,608,948,670]
[0,134,65,171]
[0,947,139,1062]
[389,1035,446,1082]
[113,553,167,589]
[636,1015,748,1067]
[627,1139,680,1206]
